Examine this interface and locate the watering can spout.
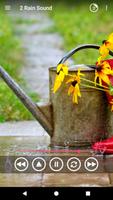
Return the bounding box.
[0,66,53,136]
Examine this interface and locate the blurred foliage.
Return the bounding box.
[0,11,39,122]
[0,12,21,77]
[0,83,39,121]
[50,1,113,64]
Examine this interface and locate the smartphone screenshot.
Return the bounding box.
[0,0,113,199]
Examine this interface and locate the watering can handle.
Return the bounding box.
[58,44,113,65]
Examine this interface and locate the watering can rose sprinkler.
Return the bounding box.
[0,33,113,148]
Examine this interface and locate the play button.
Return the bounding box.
[32,157,46,172]
[84,157,99,172]
[23,191,27,196]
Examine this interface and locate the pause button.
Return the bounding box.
[49,157,64,172]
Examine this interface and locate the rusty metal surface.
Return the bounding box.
[49,67,109,147]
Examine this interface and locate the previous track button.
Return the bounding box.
[14,157,29,172]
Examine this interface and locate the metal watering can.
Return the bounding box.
[0,44,113,147]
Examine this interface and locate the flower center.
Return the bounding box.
[71,80,77,87]
[96,65,102,72]
[102,40,110,46]
[102,40,106,44]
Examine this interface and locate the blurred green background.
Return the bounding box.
[0,0,113,122]
[50,0,113,64]
[0,10,39,122]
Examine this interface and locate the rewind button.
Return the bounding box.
[14,157,29,172]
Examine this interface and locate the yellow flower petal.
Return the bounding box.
[53,76,62,93]
[73,93,78,104]
[68,85,74,95]
[57,63,68,75]
[99,77,102,86]
[72,84,81,104]
[108,33,113,44]
[100,73,110,85]
[75,84,81,97]
[102,61,111,68]
[53,63,69,93]
[99,44,109,57]
[77,69,85,77]
[97,56,103,64]
[63,66,68,75]
[66,77,75,84]
[102,68,112,75]
[57,64,62,73]
[106,42,113,51]
[104,33,113,51]
[59,71,65,82]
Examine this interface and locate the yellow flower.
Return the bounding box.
[66,69,84,104]
[95,61,112,85]
[53,63,68,93]
[57,63,68,75]
[99,44,109,59]
[105,33,113,50]
[99,33,113,62]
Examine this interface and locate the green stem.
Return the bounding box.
[80,77,109,89]
[67,74,109,89]
[80,83,109,92]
